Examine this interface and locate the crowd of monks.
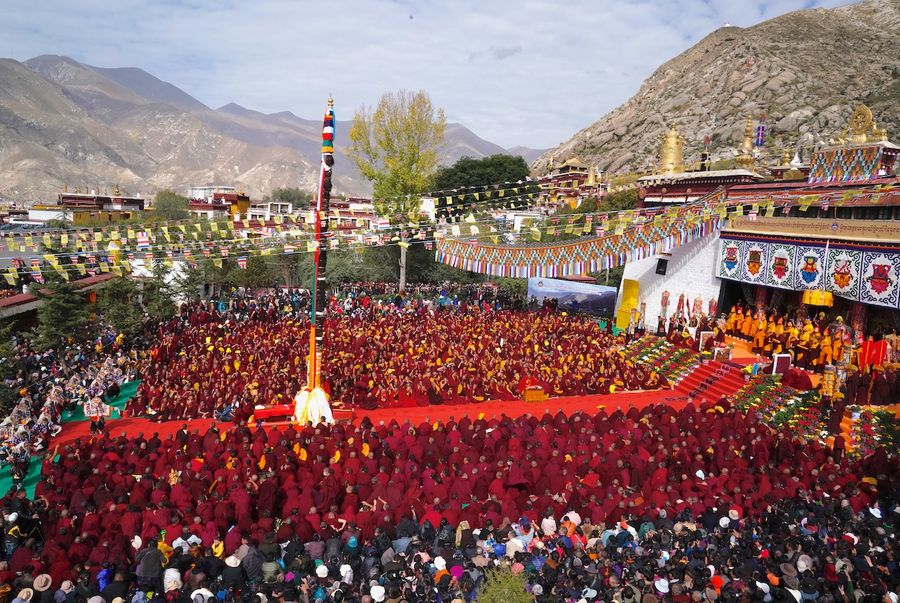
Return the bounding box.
[725,305,856,368]
[724,304,899,405]
[2,287,898,603]
[129,305,666,420]
[3,399,895,603]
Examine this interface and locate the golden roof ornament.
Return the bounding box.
[659,124,684,174]
[848,105,873,143]
[780,148,792,166]
[831,105,889,145]
[735,117,756,169]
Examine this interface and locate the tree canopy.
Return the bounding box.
[154,190,190,221]
[35,274,90,350]
[143,263,177,321]
[267,187,313,208]
[477,569,532,603]
[347,90,447,290]
[432,154,530,191]
[98,276,143,337]
[348,90,447,210]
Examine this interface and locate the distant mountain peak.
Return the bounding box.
[218,102,252,115]
[535,0,900,176]
[85,63,209,112]
[3,55,542,201]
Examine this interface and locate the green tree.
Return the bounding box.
[144,263,177,320]
[348,90,446,291]
[237,256,276,289]
[268,187,313,209]
[173,263,206,302]
[601,188,639,211]
[154,190,190,221]
[98,276,143,336]
[276,253,314,289]
[478,568,532,603]
[432,154,533,221]
[432,154,530,190]
[0,321,18,416]
[35,274,91,350]
[202,259,237,298]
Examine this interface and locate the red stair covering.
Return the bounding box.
[674,361,747,402]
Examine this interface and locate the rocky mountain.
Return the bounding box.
[535,0,900,175]
[0,55,544,202]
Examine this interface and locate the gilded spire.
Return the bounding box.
[736,117,756,169]
[659,124,684,174]
[741,118,754,155]
[780,148,791,166]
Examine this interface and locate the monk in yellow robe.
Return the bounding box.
[763,318,777,354]
[741,311,754,338]
[770,318,785,355]
[752,315,768,354]
[726,307,739,335]
[817,331,833,366]
[808,331,822,368]
[785,322,799,357]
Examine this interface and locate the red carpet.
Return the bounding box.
[51,388,689,448]
[674,361,747,402]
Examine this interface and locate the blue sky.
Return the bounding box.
[2,0,849,148]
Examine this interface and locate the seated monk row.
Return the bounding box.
[726,304,855,369]
[128,306,666,420]
[24,398,894,589]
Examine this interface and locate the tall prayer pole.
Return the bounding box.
[294,98,336,425]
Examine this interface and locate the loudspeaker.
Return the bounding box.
[655,258,669,275]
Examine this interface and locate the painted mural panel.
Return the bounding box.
[793,246,827,291]
[717,239,743,280]
[766,243,795,290]
[859,252,900,308]
[825,249,862,298]
[719,236,900,309]
[742,241,768,284]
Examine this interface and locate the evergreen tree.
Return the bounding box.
[35,274,90,350]
[154,190,190,220]
[98,276,143,337]
[237,256,276,289]
[432,154,530,190]
[173,264,206,302]
[267,187,313,209]
[144,263,177,320]
[0,321,18,415]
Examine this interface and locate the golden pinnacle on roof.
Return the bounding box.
[780,148,792,166]
[658,124,684,175]
[831,105,889,145]
[735,117,756,169]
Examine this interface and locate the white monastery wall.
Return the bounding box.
[615,234,722,324]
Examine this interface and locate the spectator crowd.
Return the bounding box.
[1,399,897,603]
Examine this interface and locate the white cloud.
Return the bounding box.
[2,0,849,148]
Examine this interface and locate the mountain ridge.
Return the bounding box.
[1,55,545,202]
[535,0,900,176]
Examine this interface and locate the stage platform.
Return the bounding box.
[725,336,821,388]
